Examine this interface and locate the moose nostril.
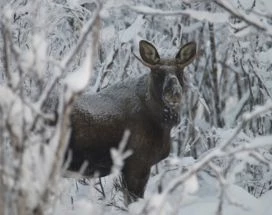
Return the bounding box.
[163,91,182,108]
[172,87,182,101]
[170,77,178,86]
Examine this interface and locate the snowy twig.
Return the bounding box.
[214,0,272,36]
[220,101,272,150]
[110,130,133,176]
[94,178,106,199]
[209,162,250,212]
[248,60,272,99]
[248,151,270,168]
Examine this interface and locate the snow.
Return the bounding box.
[259,191,272,214]
[103,0,131,9]
[100,25,115,42]
[56,145,272,215]
[64,49,93,93]
[259,48,272,63]
[130,6,229,23]
[256,0,272,13]
[32,34,48,77]
[55,166,272,215]
[118,15,146,43]
[183,174,199,195]
[179,185,258,215]
[235,0,256,10]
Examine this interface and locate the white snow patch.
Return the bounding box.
[100,26,115,42]
[64,51,93,93]
[118,15,146,43]
[183,174,199,195]
[56,164,272,215]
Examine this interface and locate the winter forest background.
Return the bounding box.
[1,0,272,214]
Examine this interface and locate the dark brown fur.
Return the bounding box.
[66,40,196,202]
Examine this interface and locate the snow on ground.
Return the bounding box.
[55,158,272,215]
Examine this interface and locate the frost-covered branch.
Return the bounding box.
[220,101,272,150]
[110,130,132,177]
[35,10,101,215]
[214,0,272,36]
[61,2,101,69]
[129,2,272,37]
[142,101,272,212]
[128,5,229,23]
[0,1,102,214]
[36,2,101,112]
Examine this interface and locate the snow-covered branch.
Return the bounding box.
[0,1,102,214]
[214,0,272,36]
[142,101,272,213]
[128,5,229,23]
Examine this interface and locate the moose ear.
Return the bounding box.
[139,40,160,65]
[176,42,197,66]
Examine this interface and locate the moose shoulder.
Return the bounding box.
[66,40,197,202]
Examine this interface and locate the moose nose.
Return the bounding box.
[170,88,182,103]
[163,92,181,109]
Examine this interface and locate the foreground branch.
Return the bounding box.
[143,101,272,213]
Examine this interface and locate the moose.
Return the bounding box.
[66,40,197,202]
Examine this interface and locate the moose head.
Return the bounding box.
[138,40,196,127]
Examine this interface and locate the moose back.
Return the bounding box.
[66,40,196,202]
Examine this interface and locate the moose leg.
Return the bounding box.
[122,162,151,204]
